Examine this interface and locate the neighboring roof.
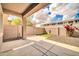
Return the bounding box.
[42,19,79,26]
[60,19,79,23]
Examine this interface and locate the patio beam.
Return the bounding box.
[3,8,22,17]
[22,3,39,16]
[23,3,49,17]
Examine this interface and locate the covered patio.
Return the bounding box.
[0,3,48,52]
[0,3,79,56]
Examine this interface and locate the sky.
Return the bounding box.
[30,3,79,25]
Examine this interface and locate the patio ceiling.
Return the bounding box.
[2,3,32,14]
[1,3,48,17]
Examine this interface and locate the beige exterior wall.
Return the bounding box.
[0,16,3,52]
[3,13,9,25]
[26,26,46,36]
[0,4,3,52]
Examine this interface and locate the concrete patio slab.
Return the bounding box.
[0,36,79,56]
[49,45,79,56]
[46,51,57,56]
[32,43,47,53]
[0,39,33,52]
[34,40,54,50]
[0,45,43,56]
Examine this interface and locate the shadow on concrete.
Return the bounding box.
[3,37,22,42]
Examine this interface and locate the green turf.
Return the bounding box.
[41,33,52,39]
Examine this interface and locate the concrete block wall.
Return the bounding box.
[45,24,79,37]
[45,25,59,36]
[3,25,22,40]
[26,27,34,35]
[3,25,45,40]
[59,27,66,36]
[26,26,46,36]
[45,25,67,37]
[34,27,46,35]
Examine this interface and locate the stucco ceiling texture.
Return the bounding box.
[2,3,31,14]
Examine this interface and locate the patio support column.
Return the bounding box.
[0,4,3,51]
[22,16,27,40]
